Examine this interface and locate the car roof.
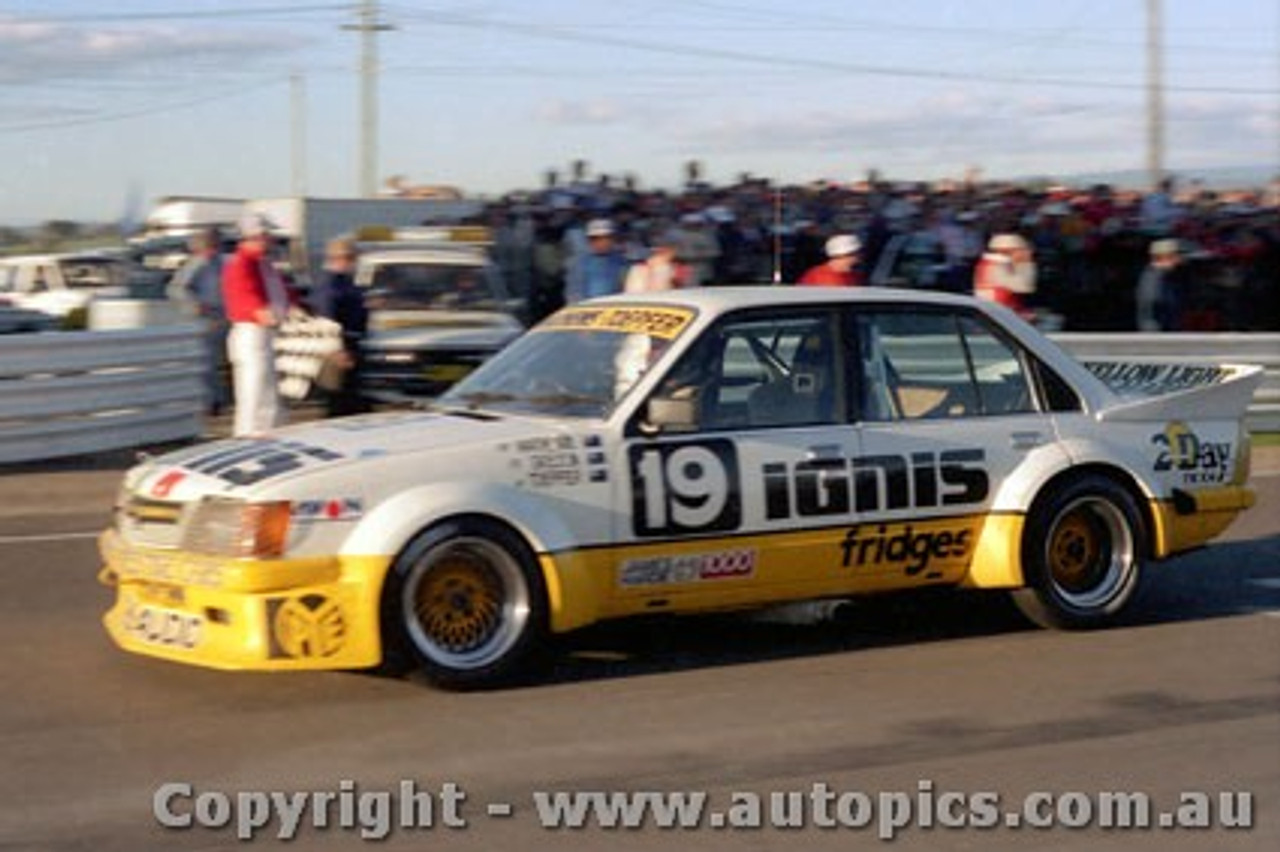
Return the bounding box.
[589,285,981,313]
[588,285,1119,416]
[0,252,125,265]
[360,248,488,266]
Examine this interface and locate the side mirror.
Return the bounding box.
[639,395,699,436]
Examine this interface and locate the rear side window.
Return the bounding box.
[1031,358,1084,412]
[854,310,1037,421]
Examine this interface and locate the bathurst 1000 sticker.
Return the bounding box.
[618,548,757,588]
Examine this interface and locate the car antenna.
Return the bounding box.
[772,185,783,285]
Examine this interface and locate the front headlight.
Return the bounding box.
[182,499,292,558]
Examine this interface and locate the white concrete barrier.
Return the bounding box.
[88,298,188,330]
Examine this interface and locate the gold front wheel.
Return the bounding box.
[386,518,547,688]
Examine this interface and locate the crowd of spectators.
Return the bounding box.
[474,173,1280,332]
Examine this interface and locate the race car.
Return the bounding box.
[100,288,1262,687]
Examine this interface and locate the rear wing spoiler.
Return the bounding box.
[1086,361,1265,423]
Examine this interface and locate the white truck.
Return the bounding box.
[132,196,246,273]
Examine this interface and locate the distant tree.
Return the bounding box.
[39,220,81,248]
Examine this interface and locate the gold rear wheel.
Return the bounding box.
[1013,475,1144,629]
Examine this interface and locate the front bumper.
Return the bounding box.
[99,529,392,671]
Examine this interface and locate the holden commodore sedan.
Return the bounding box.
[100,288,1261,687]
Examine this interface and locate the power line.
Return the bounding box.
[11,4,350,24]
[389,7,1279,97]
[0,78,286,133]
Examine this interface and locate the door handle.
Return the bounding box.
[1010,431,1045,451]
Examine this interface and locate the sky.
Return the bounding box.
[0,0,1277,223]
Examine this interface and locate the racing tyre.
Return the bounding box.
[1012,475,1145,630]
[382,517,548,689]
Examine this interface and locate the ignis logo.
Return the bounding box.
[764,449,989,521]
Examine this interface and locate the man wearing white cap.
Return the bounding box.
[799,234,863,286]
[222,212,291,436]
[973,233,1036,318]
[1135,238,1183,331]
[565,218,627,304]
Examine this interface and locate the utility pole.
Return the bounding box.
[1146,0,1164,188]
[290,72,307,197]
[344,1,393,198]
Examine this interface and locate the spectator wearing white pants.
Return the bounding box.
[222,213,290,437]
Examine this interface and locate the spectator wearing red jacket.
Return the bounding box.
[799,234,863,287]
[974,233,1037,319]
[222,213,290,437]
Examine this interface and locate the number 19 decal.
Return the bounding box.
[629,439,741,537]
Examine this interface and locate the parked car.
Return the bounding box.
[0,251,145,326]
[356,238,524,402]
[100,288,1261,687]
[0,301,57,333]
[869,231,948,289]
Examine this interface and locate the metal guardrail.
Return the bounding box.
[1052,333,1280,433]
[0,324,205,464]
[0,327,1273,465]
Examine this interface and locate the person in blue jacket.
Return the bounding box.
[566,218,627,304]
[308,237,370,416]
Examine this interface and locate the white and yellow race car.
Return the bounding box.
[100,288,1262,687]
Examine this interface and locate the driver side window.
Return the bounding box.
[650,310,845,432]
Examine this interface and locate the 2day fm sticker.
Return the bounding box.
[1151,422,1233,485]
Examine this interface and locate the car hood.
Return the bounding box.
[125,410,587,500]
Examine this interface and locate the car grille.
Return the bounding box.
[362,348,494,397]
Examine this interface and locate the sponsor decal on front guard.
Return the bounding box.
[1151,421,1232,485]
[619,549,758,588]
[513,435,576,453]
[291,498,364,522]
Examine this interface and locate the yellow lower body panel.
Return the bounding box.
[100,530,392,671]
[541,516,986,633]
[1150,485,1255,558]
[959,513,1026,589]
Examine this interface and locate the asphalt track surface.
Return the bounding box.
[0,447,1276,851]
